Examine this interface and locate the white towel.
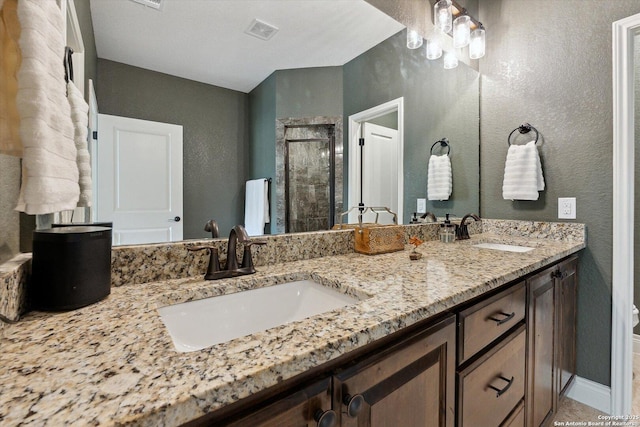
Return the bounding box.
[244,178,270,236]
[68,81,92,207]
[502,141,545,200]
[427,154,452,200]
[14,0,79,214]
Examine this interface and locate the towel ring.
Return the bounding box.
[430,138,451,155]
[507,123,539,146]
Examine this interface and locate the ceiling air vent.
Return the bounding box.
[129,0,163,11]
[245,19,279,41]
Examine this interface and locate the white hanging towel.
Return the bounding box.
[502,141,545,200]
[68,81,92,207]
[14,0,79,214]
[427,154,452,200]
[244,178,270,236]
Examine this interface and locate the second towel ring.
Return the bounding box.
[508,123,539,146]
[431,138,451,155]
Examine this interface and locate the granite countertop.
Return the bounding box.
[0,232,584,426]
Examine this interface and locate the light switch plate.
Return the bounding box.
[558,197,576,219]
[417,198,426,213]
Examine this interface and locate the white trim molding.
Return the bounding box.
[566,376,612,415]
[347,97,404,224]
[612,12,640,417]
[633,334,640,354]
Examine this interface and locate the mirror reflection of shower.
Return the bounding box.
[284,123,336,233]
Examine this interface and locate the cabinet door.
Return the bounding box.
[226,377,335,427]
[527,266,556,427]
[556,256,578,397]
[334,315,456,427]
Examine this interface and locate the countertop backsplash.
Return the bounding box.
[0,219,585,327]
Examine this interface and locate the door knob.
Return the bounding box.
[169,216,181,222]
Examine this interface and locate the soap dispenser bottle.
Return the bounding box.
[439,214,456,243]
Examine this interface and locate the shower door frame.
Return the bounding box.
[275,116,343,234]
[283,124,336,233]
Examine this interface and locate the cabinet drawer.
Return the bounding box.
[501,399,525,427]
[458,281,526,363]
[458,325,526,427]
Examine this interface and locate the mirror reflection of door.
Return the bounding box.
[95,114,183,245]
[284,124,336,233]
[360,120,399,225]
[348,99,403,226]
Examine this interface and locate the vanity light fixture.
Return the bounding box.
[453,14,471,48]
[426,28,443,60]
[407,29,423,49]
[443,50,459,69]
[469,23,486,59]
[428,0,486,66]
[434,0,453,33]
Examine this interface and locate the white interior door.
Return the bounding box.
[88,79,98,222]
[360,122,399,224]
[96,114,183,245]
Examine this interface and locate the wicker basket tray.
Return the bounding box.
[333,207,405,255]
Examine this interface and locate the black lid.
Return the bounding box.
[53,222,112,228]
[33,226,112,243]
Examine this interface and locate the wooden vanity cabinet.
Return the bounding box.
[334,315,456,427]
[225,377,335,427]
[194,315,456,427]
[556,257,578,398]
[526,256,578,427]
[456,281,527,427]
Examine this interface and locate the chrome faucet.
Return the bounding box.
[456,213,481,240]
[187,224,266,280]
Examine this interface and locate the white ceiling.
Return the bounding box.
[90,0,405,93]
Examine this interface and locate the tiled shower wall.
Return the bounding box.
[275,116,343,234]
[287,126,333,233]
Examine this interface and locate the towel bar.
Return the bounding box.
[508,123,539,146]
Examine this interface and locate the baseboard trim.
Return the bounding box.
[566,375,611,414]
[634,333,640,354]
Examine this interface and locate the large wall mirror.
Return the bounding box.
[89,0,479,244]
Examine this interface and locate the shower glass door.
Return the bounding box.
[285,125,335,233]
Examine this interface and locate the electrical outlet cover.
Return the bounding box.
[558,197,576,219]
[417,198,426,213]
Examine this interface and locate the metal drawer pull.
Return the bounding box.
[488,375,514,397]
[488,311,515,326]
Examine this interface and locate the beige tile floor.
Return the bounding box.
[633,351,640,414]
[552,397,606,424]
[553,352,640,423]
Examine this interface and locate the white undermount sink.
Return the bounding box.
[158,279,359,352]
[472,242,534,253]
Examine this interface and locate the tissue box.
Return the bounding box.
[335,223,404,255]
